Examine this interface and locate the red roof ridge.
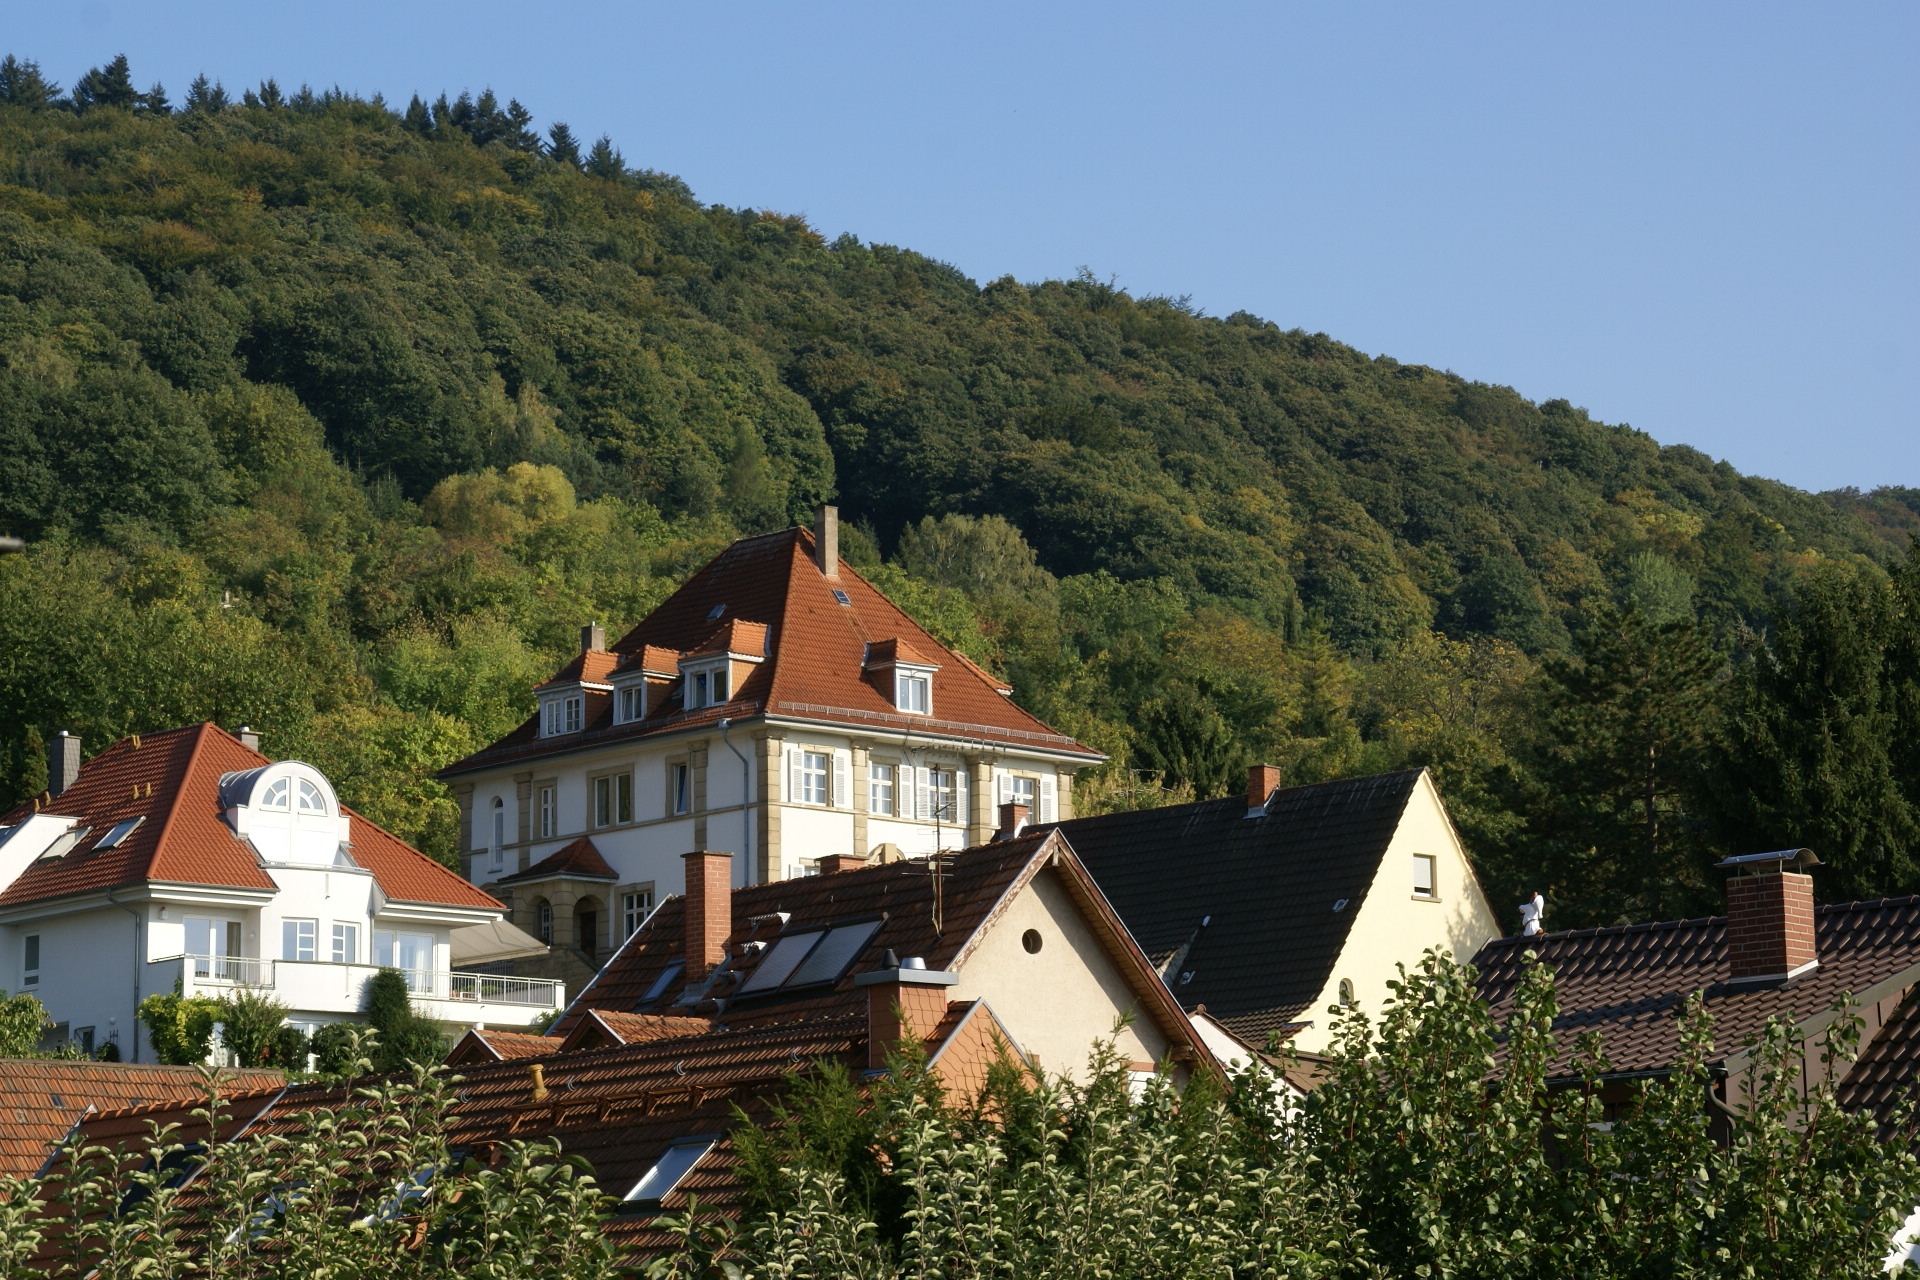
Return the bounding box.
[145,722,250,886]
[497,834,618,884]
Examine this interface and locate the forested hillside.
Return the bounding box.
[3,53,1917,927]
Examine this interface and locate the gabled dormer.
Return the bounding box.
[610,645,683,725]
[537,627,618,739]
[678,618,768,712]
[864,638,940,715]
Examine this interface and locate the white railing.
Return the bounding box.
[169,956,563,1012]
[183,954,272,986]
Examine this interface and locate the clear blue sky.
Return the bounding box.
[10,2,1916,492]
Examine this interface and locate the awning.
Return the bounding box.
[450,918,549,966]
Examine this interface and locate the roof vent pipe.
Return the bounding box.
[813,504,839,578]
[47,731,80,798]
[581,621,606,653]
[1716,848,1822,985]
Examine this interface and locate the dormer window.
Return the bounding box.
[684,663,730,710]
[896,670,931,714]
[542,694,583,737]
[261,778,290,809]
[616,684,643,724]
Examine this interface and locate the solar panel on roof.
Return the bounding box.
[786,920,882,988]
[737,931,824,994]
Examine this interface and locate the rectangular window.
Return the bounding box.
[800,752,828,805]
[670,763,690,815]
[692,671,709,708]
[618,685,643,724]
[1413,854,1437,898]
[282,918,316,962]
[622,889,654,938]
[22,934,39,987]
[376,932,435,991]
[869,762,896,816]
[896,671,931,714]
[186,918,242,979]
[331,921,360,964]
[594,775,633,827]
[712,668,729,703]
[542,699,563,737]
[617,772,633,823]
[929,768,958,824]
[564,695,582,734]
[539,786,556,838]
[1009,775,1037,812]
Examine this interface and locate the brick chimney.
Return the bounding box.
[994,802,1030,841]
[1717,849,1821,984]
[1247,764,1281,817]
[47,730,80,798]
[581,621,606,652]
[681,850,734,983]
[818,853,868,875]
[854,957,958,1069]
[813,504,839,578]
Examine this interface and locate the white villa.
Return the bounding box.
[438,507,1106,971]
[0,725,558,1062]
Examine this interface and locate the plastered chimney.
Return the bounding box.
[681,850,734,983]
[235,725,261,754]
[581,621,606,653]
[1717,849,1821,984]
[47,731,80,798]
[1247,764,1281,817]
[854,959,958,1069]
[813,504,839,578]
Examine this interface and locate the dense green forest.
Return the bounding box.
[3,53,1918,927]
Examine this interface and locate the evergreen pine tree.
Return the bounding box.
[546,121,582,167]
[254,77,284,109]
[1524,606,1723,924]
[139,81,170,115]
[504,98,539,151]
[402,92,433,134]
[0,55,60,108]
[183,73,229,113]
[1710,563,1920,901]
[584,135,624,180]
[70,54,137,111]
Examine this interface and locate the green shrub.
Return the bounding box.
[136,992,219,1065]
[0,991,52,1057]
[214,987,292,1069]
[363,967,448,1071]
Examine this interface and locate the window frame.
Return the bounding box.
[621,887,655,939]
[1412,853,1439,899]
[22,933,39,987]
[331,921,360,964]
[895,669,932,715]
[869,761,896,816]
[929,767,958,824]
[563,694,582,734]
[623,1136,720,1207]
[669,762,691,816]
[282,918,317,963]
[490,797,506,872]
[538,785,556,839]
[799,751,829,806]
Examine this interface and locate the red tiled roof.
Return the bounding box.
[444,1028,561,1067]
[535,649,620,690]
[495,834,617,885]
[0,1060,281,1177]
[442,529,1100,778]
[683,619,769,660]
[864,637,936,668]
[558,1009,713,1053]
[0,723,500,911]
[1473,895,1920,1080]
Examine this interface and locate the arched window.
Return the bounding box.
[297,780,326,813]
[536,900,553,945]
[261,778,290,810]
[1337,979,1355,1007]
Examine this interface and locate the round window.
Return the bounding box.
[1021,929,1043,954]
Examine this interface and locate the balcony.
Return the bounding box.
[149,955,565,1028]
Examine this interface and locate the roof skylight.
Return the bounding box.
[632,959,685,1010]
[706,604,726,620]
[96,817,144,850]
[831,589,851,606]
[624,1136,719,1206]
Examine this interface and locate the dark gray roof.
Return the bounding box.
[1039,769,1425,1042]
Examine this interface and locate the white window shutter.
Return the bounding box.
[832,752,849,808]
[956,770,970,827]
[996,771,1010,805]
[787,748,801,803]
[916,767,931,821]
[1039,775,1057,823]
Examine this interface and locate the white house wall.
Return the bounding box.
[1290,772,1501,1054]
[952,868,1171,1082]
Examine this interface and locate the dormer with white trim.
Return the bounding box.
[678,619,768,712]
[219,761,351,866]
[611,645,683,725]
[864,638,940,716]
[536,635,617,739]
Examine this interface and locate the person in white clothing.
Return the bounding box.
[1518,891,1545,937]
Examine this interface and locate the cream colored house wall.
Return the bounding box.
[951,868,1170,1081]
[1288,772,1501,1055]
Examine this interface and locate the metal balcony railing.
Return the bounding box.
[184,954,272,985]
[175,956,563,1010]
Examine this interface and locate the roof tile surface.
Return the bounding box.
[496,834,618,885]
[0,1060,280,1177]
